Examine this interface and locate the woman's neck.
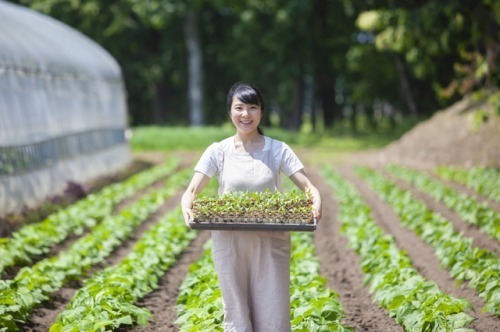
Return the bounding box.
[234,132,265,153]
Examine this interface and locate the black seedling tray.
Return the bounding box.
[188,218,317,232]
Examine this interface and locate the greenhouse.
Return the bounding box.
[0,1,130,215]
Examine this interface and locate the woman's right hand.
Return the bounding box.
[181,171,211,228]
[182,207,193,227]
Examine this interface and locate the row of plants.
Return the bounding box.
[386,165,499,241]
[356,166,500,316]
[288,232,352,331]
[192,190,313,224]
[435,166,500,203]
[48,174,221,332]
[49,207,196,332]
[175,232,352,331]
[0,169,191,331]
[322,166,475,331]
[174,243,223,330]
[0,158,179,275]
[177,176,351,331]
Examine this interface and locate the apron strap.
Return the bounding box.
[269,138,281,190]
[218,144,225,196]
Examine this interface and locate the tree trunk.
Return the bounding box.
[185,10,203,126]
[320,79,335,128]
[152,82,166,125]
[394,54,418,118]
[312,0,336,129]
[289,78,305,131]
[349,104,357,134]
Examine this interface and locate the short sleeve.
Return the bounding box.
[194,143,220,178]
[276,141,304,176]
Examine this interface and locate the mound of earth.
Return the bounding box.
[373,95,500,169]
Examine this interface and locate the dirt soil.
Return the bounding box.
[0,159,154,237]
[359,96,500,169]
[19,156,499,331]
[9,96,500,331]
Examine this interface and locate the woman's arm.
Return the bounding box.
[181,172,211,227]
[289,170,322,223]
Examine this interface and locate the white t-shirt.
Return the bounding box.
[194,136,304,182]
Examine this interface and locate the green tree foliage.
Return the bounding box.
[356,0,499,105]
[10,0,188,125]
[7,0,499,129]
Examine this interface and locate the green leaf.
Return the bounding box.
[115,315,133,326]
[448,312,475,329]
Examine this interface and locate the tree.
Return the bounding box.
[185,9,204,125]
[355,0,500,108]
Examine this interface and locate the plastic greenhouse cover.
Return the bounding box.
[0,1,120,79]
[0,1,128,147]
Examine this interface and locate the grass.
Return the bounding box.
[129,117,417,154]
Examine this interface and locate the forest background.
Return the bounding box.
[9,0,499,136]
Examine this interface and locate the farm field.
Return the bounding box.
[0,150,498,332]
[1,105,499,332]
[2,1,499,330]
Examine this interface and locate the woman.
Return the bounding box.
[181,82,322,331]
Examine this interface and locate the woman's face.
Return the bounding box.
[230,96,262,134]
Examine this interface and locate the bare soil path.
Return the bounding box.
[309,166,402,332]
[338,166,499,332]
[123,230,211,332]
[383,171,500,255]
[11,150,499,332]
[425,170,500,212]
[22,187,184,332]
[121,165,404,332]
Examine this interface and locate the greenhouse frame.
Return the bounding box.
[0,1,131,215]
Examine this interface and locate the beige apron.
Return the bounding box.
[212,138,291,332]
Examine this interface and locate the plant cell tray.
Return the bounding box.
[188,219,317,232]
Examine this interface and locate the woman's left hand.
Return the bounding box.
[312,196,322,223]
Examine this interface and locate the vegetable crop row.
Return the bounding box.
[322,166,475,331]
[289,232,352,331]
[177,179,349,330]
[48,174,222,332]
[356,166,500,316]
[435,166,500,203]
[0,169,191,331]
[49,207,196,332]
[387,165,499,241]
[174,243,222,331]
[0,158,179,275]
[175,235,352,331]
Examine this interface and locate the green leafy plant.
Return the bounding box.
[387,164,499,241]
[176,179,351,331]
[322,166,475,331]
[193,190,313,224]
[435,166,500,203]
[175,233,352,332]
[0,158,179,275]
[49,207,196,332]
[0,169,191,331]
[356,166,500,316]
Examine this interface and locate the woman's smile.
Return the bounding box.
[230,97,262,133]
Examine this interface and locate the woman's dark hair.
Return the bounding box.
[226,82,265,135]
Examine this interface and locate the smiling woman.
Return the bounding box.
[180,81,322,331]
[226,82,266,136]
